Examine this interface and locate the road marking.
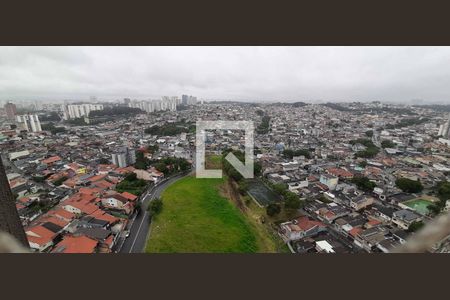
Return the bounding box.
[125,173,189,253]
[129,211,148,253]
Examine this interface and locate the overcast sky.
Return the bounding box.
[1,46,450,103]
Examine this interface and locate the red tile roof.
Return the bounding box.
[327,167,354,178]
[289,216,325,232]
[349,227,363,237]
[42,156,62,164]
[121,191,138,201]
[26,225,57,247]
[89,209,119,224]
[89,174,107,182]
[52,235,98,253]
[92,180,114,190]
[79,187,102,195]
[40,216,69,228]
[63,193,99,214]
[50,208,75,221]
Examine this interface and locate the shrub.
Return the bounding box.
[395,178,423,193]
[148,198,163,216]
[266,203,281,217]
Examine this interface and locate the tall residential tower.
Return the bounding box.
[0,158,28,246]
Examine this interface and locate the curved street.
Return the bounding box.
[118,172,189,253]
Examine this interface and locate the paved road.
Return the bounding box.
[118,173,189,253]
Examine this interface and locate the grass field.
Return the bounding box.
[146,176,260,253]
[205,154,222,169]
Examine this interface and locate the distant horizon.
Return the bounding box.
[2,97,449,106]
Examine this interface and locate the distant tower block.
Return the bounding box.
[0,158,28,247]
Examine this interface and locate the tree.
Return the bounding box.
[437,181,450,200]
[272,183,288,195]
[134,202,142,214]
[256,115,271,134]
[39,112,61,122]
[358,161,368,168]
[90,106,143,117]
[238,180,249,195]
[427,204,442,216]
[284,192,301,210]
[407,221,424,233]
[134,151,149,170]
[98,157,110,164]
[351,176,376,192]
[154,162,169,175]
[255,109,264,116]
[351,138,380,158]
[124,172,137,181]
[365,130,373,137]
[427,181,450,215]
[254,162,262,176]
[381,140,395,148]
[65,117,87,126]
[395,178,423,193]
[266,203,281,217]
[148,198,163,216]
[283,149,311,159]
[144,121,191,136]
[53,176,68,186]
[147,144,159,153]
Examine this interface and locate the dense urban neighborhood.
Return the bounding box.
[1,98,450,253]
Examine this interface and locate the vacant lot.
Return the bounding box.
[146,176,259,253]
[247,179,282,206]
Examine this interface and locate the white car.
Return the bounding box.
[125,231,130,238]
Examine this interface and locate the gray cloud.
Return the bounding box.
[1,46,450,103]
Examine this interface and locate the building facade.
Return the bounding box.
[111,147,136,168]
[63,104,104,120]
[0,158,28,247]
[4,102,17,120]
[438,113,450,138]
[128,97,178,113]
[16,114,42,132]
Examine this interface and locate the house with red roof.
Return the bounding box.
[91,179,114,190]
[79,187,103,196]
[51,235,98,253]
[48,208,76,222]
[62,193,99,215]
[41,155,62,166]
[279,216,327,242]
[121,191,138,202]
[97,164,117,174]
[26,225,58,252]
[100,192,135,214]
[327,167,354,179]
[89,209,120,225]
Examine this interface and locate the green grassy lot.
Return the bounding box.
[205,154,222,169]
[146,176,259,253]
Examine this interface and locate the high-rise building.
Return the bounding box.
[438,113,450,138]
[16,114,42,132]
[4,102,17,120]
[182,94,189,105]
[129,97,178,113]
[181,95,198,105]
[111,147,136,168]
[62,104,104,120]
[0,158,28,247]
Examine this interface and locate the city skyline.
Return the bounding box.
[1,47,450,104]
